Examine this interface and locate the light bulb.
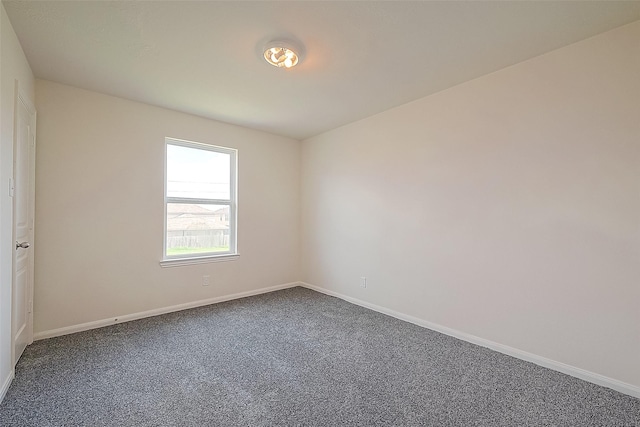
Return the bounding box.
[264,42,301,69]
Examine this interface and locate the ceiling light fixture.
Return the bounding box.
[263,40,301,69]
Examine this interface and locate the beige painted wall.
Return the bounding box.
[34,80,300,333]
[0,3,35,395]
[301,21,640,388]
[5,10,638,400]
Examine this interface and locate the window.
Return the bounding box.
[163,138,237,264]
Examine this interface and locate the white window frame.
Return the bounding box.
[160,137,238,267]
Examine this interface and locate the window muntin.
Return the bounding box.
[164,138,237,260]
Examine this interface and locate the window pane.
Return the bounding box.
[167,144,230,200]
[166,203,230,256]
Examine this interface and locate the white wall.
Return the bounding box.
[5,7,639,401]
[34,80,300,333]
[301,21,640,390]
[0,3,35,398]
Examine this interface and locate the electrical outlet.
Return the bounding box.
[202,275,210,286]
[360,277,367,288]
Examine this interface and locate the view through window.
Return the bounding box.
[164,138,237,258]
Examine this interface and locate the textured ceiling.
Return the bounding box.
[4,1,640,140]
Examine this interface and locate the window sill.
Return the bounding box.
[159,254,239,268]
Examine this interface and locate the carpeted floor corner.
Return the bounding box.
[1,286,638,426]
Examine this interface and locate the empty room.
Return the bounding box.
[1,1,639,425]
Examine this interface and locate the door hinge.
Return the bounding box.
[28,300,33,314]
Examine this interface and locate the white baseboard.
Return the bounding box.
[299,282,640,399]
[34,282,300,340]
[30,280,640,399]
[0,369,14,404]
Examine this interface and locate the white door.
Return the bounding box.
[12,85,36,365]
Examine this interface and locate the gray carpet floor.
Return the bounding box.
[0,286,638,426]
